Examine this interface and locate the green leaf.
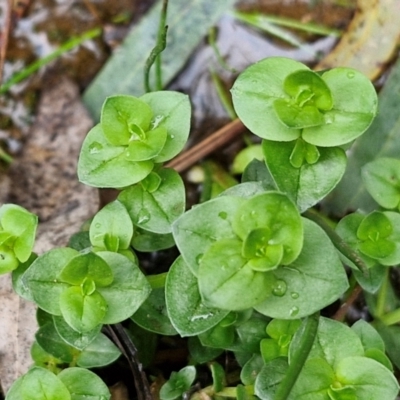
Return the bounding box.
[357,211,395,259]
[53,315,101,351]
[131,287,177,335]
[254,358,289,400]
[160,366,197,400]
[188,336,224,364]
[302,67,377,146]
[232,145,264,175]
[101,95,153,146]
[5,367,71,400]
[334,357,399,399]
[322,59,400,214]
[125,126,167,161]
[22,248,78,315]
[119,168,185,234]
[59,286,107,333]
[241,354,264,385]
[78,124,154,188]
[231,57,308,141]
[95,251,152,324]
[59,252,114,287]
[30,341,63,371]
[232,192,303,265]
[131,228,175,252]
[76,332,121,368]
[58,367,111,399]
[263,140,347,212]
[336,211,400,266]
[90,200,133,251]
[362,157,400,210]
[210,362,226,393]
[198,238,277,310]
[172,195,246,275]
[140,91,191,162]
[351,320,385,352]
[255,218,348,319]
[165,256,229,336]
[0,204,38,263]
[35,322,75,363]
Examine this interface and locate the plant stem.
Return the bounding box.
[144,0,169,93]
[274,312,319,400]
[333,283,363,321]
[303,209,368,275]
[375,267,390,318]
[379,307,400,326]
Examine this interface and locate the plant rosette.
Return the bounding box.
[173,190,348,317]
[78,91,191,188]
[231,56,377,168]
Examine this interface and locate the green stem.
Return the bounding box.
[0,28,101,94]
[144,0,169,93]
[304,209,368,275]
[379,307,400,326]
[274,312,319,400]
[375,267,390,318]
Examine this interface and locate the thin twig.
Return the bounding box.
[166,119,246,173]
[0,0,13,84]
[333,284,363,321]
[105,324,153,400]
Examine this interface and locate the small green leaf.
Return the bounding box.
[0,204,38,264]
[231,57,308,141]
[95,251,152,324]
[78,124,154,188]
[59,286,107,333]
[302,67,378,147]
[232,192,303,265]
[101,95,153,146]
[90,200,133,251]
[351,320,385,353]
[140,91,191,163]
[263,139,347,212]
[125,126,167,161]
[131,287,177,336]
[254,358,289,400]
[59,252,113,287]
[76,333,121,368]
[362,157,400,210]
[58,367,111,399]
[35,322,75,363]
[160,366,197,400]
[172,195,246,275]
[6,367,71,400]
[255,218,348,319]
[119,168,185,234]
[53,315,101,351]
[198,238,277,310]
[165,256,229,336]
[23,248,78,315]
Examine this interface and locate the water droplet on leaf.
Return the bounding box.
[272,280,287,297]
[196,253,204,264]
[290,306,299,317]
[89,141,103,154]
[218,211,228,220]
[291,292,299,299]
[137,209,150,224]
[347,71,355,79]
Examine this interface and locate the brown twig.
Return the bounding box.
[333,284,363,322]
[0,0,13,84]
[166,118,246,173]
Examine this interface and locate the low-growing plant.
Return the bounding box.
[3,56,400,400]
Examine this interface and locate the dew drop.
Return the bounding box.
[272,279,287,297]
[89,141,103,154]
[251,211,256,216]
[290,306,299,317]
[291,292,299,299]
[170,134,175,139]
[347,71,355,79]
[196,253,204,264]
[137,209,151,224]
[151,115,165,129]
[218,211,228,220]
[95,223,101,229]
